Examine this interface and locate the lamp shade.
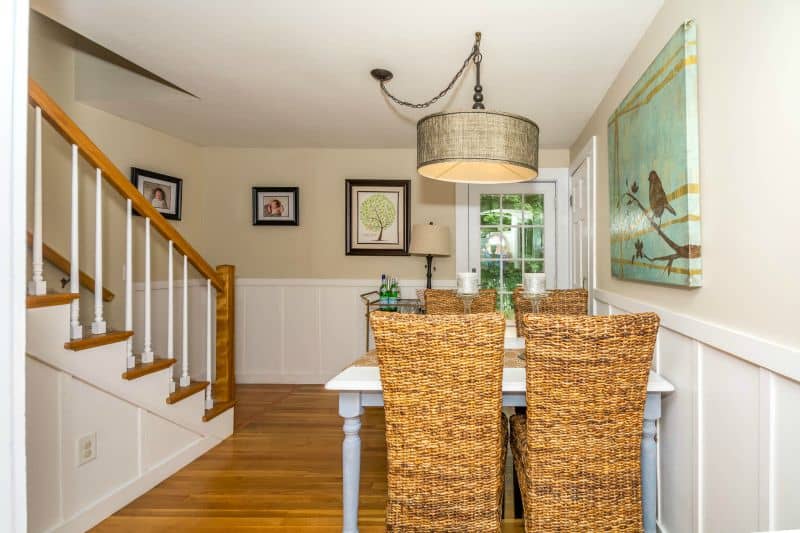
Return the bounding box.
[409,224,450,256]
[417,110,539,184]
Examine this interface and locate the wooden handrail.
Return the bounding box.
[28,78,223,291]
[26,231,114,302]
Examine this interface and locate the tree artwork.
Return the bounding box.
[359,193,396,241]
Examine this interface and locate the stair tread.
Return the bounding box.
[166,380,209,404]
[203,400,236,422]
[122,357,176,380]
[64,329,133,351]
[27,292,80,309]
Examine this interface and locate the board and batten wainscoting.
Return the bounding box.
[134,280,800,531]
[134,278,455,384]
[594,289,800,533]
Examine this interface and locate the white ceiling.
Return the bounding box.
[32,0,663,149]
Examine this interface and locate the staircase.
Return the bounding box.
[24,79,236,532]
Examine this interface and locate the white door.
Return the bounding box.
[570,159,590,289]
[467,183,556,318]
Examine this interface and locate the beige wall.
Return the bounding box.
[570,0,800,349]
[198,147,568,280]
[29,13,205,329]
[29,11,568,328]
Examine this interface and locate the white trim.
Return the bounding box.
[594,289,800,383]
[0,1,29,530]
[569,136,597,307]
[237,372,330,385]
[135,278,459,290]
[49,435,223,533]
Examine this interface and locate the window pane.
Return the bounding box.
[502,194,526,226]
[480,195,501,225]
[503,261,522,292]
[524,194,544,225]
[523,260,544,273]
[481,227,519,259]
[523,227,544,259]
[480,261,501,290]
[498,292,513,319]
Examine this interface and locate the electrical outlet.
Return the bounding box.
[77,433,97,466]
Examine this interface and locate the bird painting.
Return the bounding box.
[648,170,676,225]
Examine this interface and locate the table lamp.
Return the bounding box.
[409,222,450,289]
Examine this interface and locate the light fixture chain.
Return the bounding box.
[379,40,480,109]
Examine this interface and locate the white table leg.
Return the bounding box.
[642,391,661,533]
[340,392,363,533]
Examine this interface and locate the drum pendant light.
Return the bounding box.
[372,32,539,184]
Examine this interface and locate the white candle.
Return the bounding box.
[523,273,546,294]
[457,272,479,295]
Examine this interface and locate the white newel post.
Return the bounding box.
[205,278,214,409]
[167,240,175,392]
[69,144,82,339]
[141,217,154,362]
[28,106,46,295]
[180,254,190,387]
[90,168,106,334]
[125,199,134,368]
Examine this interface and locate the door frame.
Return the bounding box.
[455,167,571,289]
[569,137,597,314]
[0,0,29,530]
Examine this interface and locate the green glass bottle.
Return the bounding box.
[379,274,388,311]
[389,277,398,312]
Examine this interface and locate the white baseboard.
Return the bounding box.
[51,436,222,533]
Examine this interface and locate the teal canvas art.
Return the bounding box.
[608,21,701,287]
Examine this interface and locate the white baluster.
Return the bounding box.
[205,278,214,409]
[167,240,175,393]
[141,217,154,362]
[28,106,46,295]
[125,199,134,368]
[180,254,190,387]
[69,144,82,339]
[90,168,106,334]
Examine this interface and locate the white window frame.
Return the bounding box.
[467,182,557,289]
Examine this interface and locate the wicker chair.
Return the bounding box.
[510,312,660,532]
[424,288,497,315]
[370,311,508,531]
[512,287,588,336]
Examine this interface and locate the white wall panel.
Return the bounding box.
[773,373,800,529]
[656,329,697,533]
[60,374,139,520]
[700,346,760,532]
[141,411,200,471]
[25,358,61,533]
[237,285,284,380]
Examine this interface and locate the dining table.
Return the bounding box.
[325,337,675,533]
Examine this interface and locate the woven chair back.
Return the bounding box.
[371,311,507,531]
[520,312,660,531]
[424,288,497,315]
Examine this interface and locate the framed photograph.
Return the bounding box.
[252,187,299,226]
[131,167,182,221]
[345,179,410,256]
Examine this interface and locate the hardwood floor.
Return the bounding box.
[93,385,524,532]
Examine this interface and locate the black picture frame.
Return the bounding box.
[252,187,300,226]
[345,179,410,256]
[131,167,183,221]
